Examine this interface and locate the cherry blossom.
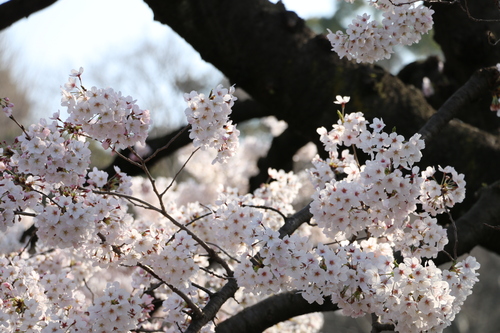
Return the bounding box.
[0,67,480,333]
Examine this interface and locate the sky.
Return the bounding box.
[0,0,336,126]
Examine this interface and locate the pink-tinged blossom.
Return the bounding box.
[327,4,434,63]
[0,97,13,117]
[62,71,151,151]
[184,85,240,164]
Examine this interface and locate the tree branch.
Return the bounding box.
[186,278,239,333]
[215,291,338,333]
[210,179,500,332]
[278,203,313,238]
[0,0,59,31]
[418,66,499,142]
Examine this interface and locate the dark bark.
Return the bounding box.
[418,67,499,142]
[432,0,500,86]
[138,0,500,215]
[141,0,434,145]
[250,126,311,190]
[0,0,58,31]
[431,0,500,132]
[216,292,339,333]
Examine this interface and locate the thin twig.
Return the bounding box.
[113,149,143,169]
[206,241,241,263]
[136,262,204,319]
[242,204,287,221]
[162,147,200,196]
[191,282,214,296]
[92,188,234,277]
[13,211,36,217]
[445,206,459,260]
[199,266,229,280]
[459,0,500,22]
[8,115,31,139]
[92,189,164,214]
[185,212,213,228]
[144,124,191,163]
[83,278,95,305]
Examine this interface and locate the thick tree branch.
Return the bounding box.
[418,66,499,142]
[278,203,312,238]
[215,291,338,333]
[141,0,435,141]
[186,279,239,333]
[0,0,58,31]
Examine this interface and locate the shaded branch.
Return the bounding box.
[278,203,313,238]
[371,313,395,333]
[215,291,338,333]
[186,278,238,333]
[250,126,313,191]
[0,0,58,31]
[418,66,499,142]
[432,0,500,85]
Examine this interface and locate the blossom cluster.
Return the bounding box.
[12,118,91,187]
[0,254,153,332]
[232,100,476,332]
[308,110,465,247]
[327,1,434,63]
[122,169,311,332]
[184,84,240,164]
[87,282,154,332]
[235,236,478,333]
[62,67,151,151]
[0,97,14,117]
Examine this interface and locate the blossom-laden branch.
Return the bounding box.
[278,203,313,238]
[92,188,234,276]
[215,178,500,333]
